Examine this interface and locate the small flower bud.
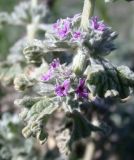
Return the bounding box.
[14,74,34,91]
[22,126,32,138]
[72,48,88,75]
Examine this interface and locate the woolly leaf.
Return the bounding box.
[23,38,74,64]
[14,96,41,109]
[20,97,59,144]
[0,63,22,86]
[14,74,35,91]
[23,40,45,64]
[117,65,134,86]
[33,82,55,96]
[85,58,133,99]
[68,110,108,149]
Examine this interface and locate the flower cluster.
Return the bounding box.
[13,0,134,155]
[53,15,86,42]
[53,18,71,39]
[89,16,118,56]
[41,59,89,99]
[51,14,117,56]
[90,16,107,31]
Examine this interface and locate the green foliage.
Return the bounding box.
[1,0,134,159]
[85,58,134,99]
[68,110,108,149]
[0,62,22,86]
[18,97,59,144]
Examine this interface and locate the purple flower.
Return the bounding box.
[41,59,60,82]
[71,31,83,41]
[75,79,89,99]
[53,18,71,39]
[71,31,86,42]
[41,70,53,81]
[90,16,107,31]
[55,79,70,97]
[50,58,60,69]
[73,31,81,38]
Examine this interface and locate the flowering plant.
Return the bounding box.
[13,0,134,159]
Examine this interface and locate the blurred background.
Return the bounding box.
[0,0,134,160]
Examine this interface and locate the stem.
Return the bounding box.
[81,0,95,31]
[83,141,95,160]
[83,116,98,160]
[31,0,38,8]
[27,16,40,42]
[27,0,39,42]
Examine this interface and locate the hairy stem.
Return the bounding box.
[27,0,39,42]
[27,16,40,42]
[83,116,98,160]
[31,0,38,8]
[81,0,95,31]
